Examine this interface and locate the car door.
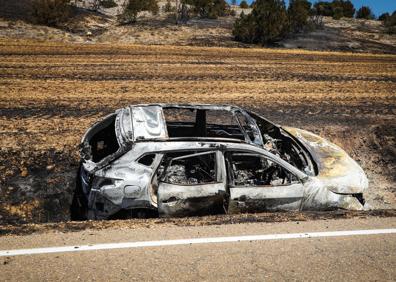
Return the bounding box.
[157,151,227,217]
[226,151,304,213]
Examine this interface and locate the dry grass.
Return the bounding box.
[0,39,395,223]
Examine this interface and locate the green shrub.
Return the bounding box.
[384,11,396,34]
[31,0,71,27]
[313,0,355,18]
[332,6,343,20]
[332,0,355,18]
[233,12,256,43]
[187,0,229,19]
[313,1,333,17]
[240,0,249,9]
[378,13,390,22]
[233,0,289,45]
[356,6,374,20]
[119,0,159,24]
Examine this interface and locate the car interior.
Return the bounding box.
[225,152,298,187]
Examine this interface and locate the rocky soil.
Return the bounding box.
[0,0,395,53]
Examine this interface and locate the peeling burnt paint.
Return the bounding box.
[70,104,368,220]
[158,183,226,217]
[283,127,369,195]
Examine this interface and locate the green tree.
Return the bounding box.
[331,0,355,18]
[384,11,396,34]
[356,6,374,20]
[313,0,356,19]
[313,1,333,17]
[233,11,256,43]
[288,0,311,32]
[31,0,71,27]
[188,0,229,19]
[212,0,229,17]
[119,0,159,24]
[312,0,355,18]
[339,0,355,18]
[240,0,249,8]
[378,12,390,22]
[332,6,343,20]
[233,0,289,45]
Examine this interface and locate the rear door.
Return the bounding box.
[226,151,304,213]
[157,151,227,217]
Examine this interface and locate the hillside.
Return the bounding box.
[0,0,395,53]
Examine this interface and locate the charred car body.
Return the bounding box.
[71,104,368,220]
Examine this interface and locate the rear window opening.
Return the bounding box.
[86,114,120,163]
[163,108,245,141]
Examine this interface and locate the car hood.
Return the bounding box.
[283,127,368,194]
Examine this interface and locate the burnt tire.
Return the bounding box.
[70,164,88,221]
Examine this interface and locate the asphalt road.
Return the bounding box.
[1,217,395,281]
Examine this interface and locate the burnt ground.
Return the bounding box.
[0,40,395,226]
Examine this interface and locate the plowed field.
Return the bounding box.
[1,39,395,224]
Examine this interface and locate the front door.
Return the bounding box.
[157,151,227,217]
[226,151,304,213]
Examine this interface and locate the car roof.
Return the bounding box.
[115,103,261,147]
[129,103,242,111]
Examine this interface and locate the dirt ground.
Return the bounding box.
[0,39,395,224]
[1,210,395,237]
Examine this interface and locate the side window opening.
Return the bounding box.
[249,111,316,175]
[163,108,197,138]
[159,152,217,185]
[226,152,298,187]
[235,111,254,141]
[206,110,245,140]
[138,154,156,167]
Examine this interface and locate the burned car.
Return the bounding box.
[71,104,368,220]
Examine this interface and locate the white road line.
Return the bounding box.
[1,228,395,257]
